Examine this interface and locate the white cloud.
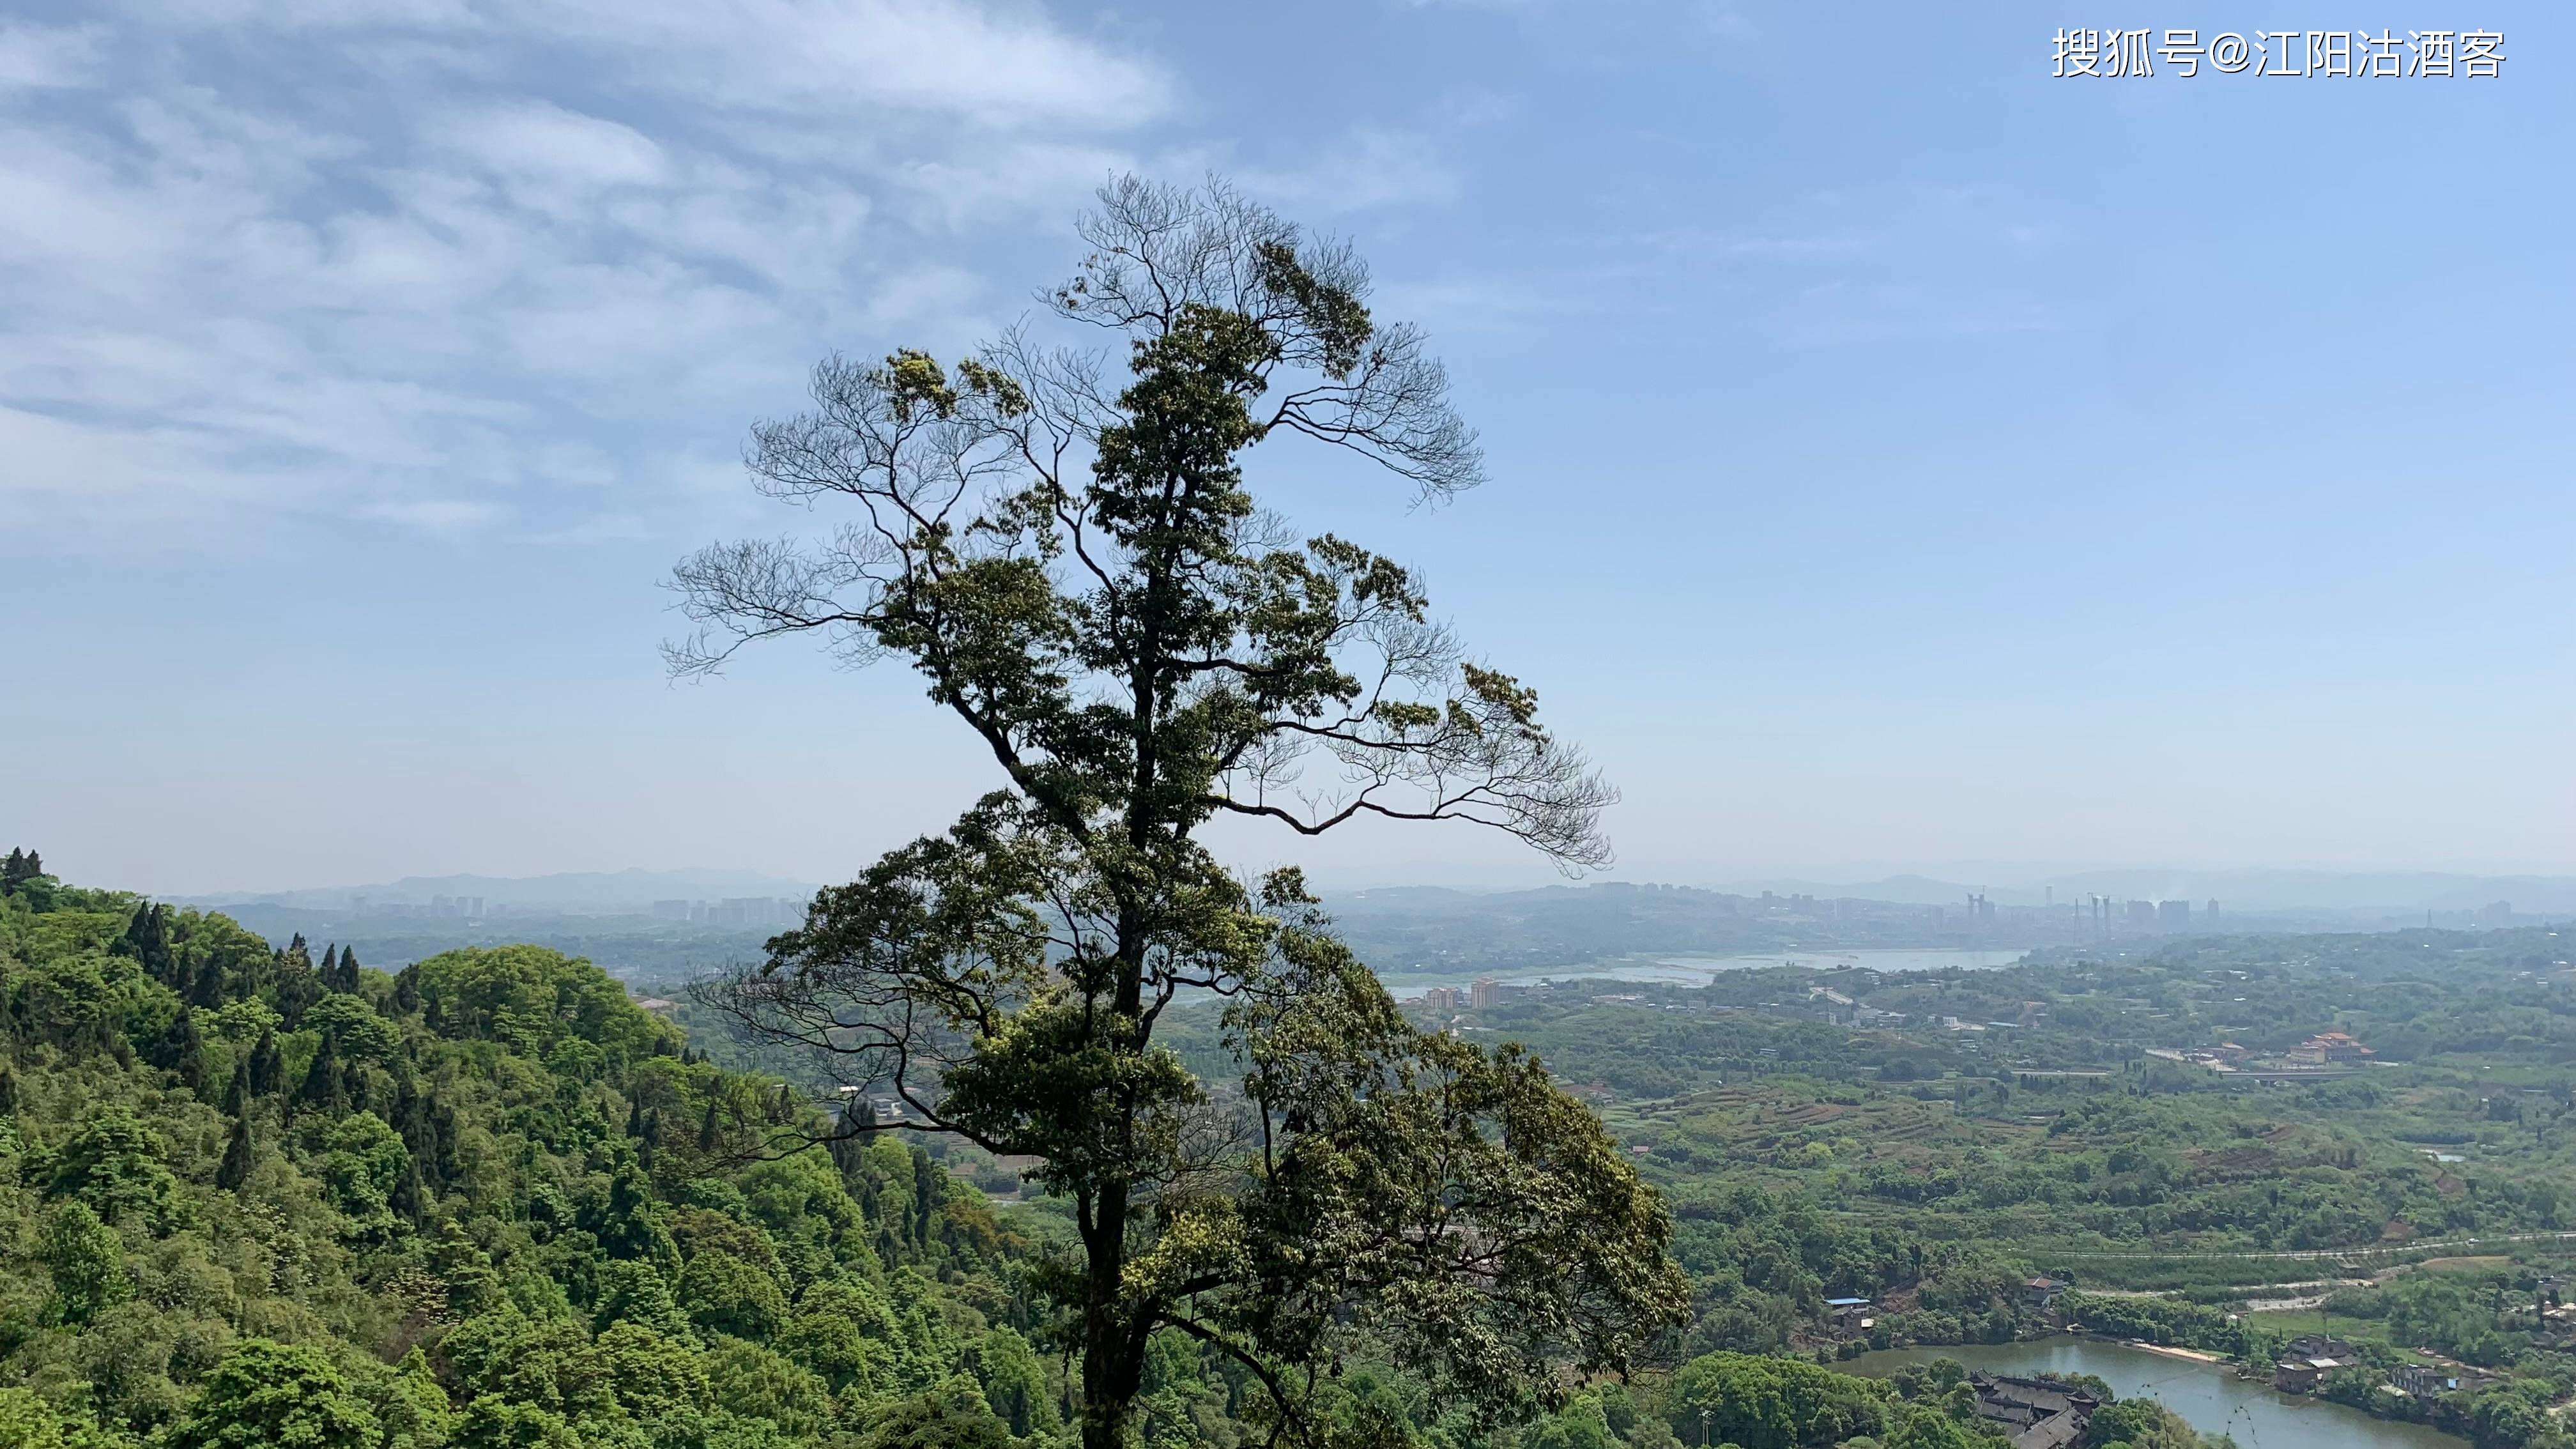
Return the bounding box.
[526,0,1170,131]
[439,102,671,191]
[1236,126,1462,214]
[0,22,105,90]
[0,0,1176,552]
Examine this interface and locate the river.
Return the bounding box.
[1843,1340,2458,1449]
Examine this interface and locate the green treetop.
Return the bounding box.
[675,174,1685,1449]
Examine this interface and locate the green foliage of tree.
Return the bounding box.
[678,174,1684,1449]
[302,994,398,1062]
[852,1383,1015,1449]
[0,1386,132,1448]
[2085,1398,2209,1449]
[38,1202,132,1326]
[320,1110,411,1239]
[1665,1352,1889,1449]
[680,1250,792,1344]
[701,1338,835,1439]
[169,1340,378,1449]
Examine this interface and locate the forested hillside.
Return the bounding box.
[4,854,2149,1449]
[0,852,1081,1448]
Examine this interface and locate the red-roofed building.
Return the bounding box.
[2290,1032,2373,1065]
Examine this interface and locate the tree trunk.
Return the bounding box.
[1080,1177,1142,1449]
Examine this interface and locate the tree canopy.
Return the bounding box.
[673,175,1682,1448]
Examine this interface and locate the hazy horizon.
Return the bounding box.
[148,859,2576,919]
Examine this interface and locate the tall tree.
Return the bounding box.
[221,1057,250,1117]
[216,1115,254,1192]
[295,1038,345,1116]
[248,1027,284,1097]
[116,902,178,986]
[675,176,1682,1449]
[155,1006,211,1100]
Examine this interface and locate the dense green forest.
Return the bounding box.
[5,851,2253,1449]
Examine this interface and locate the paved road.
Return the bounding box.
[2041,1230,2576,1261]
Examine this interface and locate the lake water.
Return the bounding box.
[1844,1339,2458,1449]
[1376,947,2032,992]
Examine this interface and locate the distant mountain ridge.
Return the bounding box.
[181,866,821,911]
[1705,869,2576,915]
[177,864,2576,920]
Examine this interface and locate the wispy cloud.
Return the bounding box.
[0,0,1174,551]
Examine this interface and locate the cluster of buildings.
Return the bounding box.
[1756,983,2049,1037]
[1967,1374,2099,1449]
[649,896,807,926]
[2288,1031,2375,1064]
[2271,1334,2476,1400]
[2148,1030,2377,1080]
[2076,895,2221,937]
[2271,1335,2471,1400]
[2269,1335,2356,1393]
[1761,985,1911,1029]
[1407,979,1535,1012]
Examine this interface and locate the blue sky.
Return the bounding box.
[3,1,2569,894]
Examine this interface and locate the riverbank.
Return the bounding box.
[2115,1338,2232,1365]
[1844,1338,2460,1449]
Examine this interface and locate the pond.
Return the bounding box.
[1842,1339,2459,1449]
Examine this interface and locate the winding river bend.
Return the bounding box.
[1843,1340,2459,1449]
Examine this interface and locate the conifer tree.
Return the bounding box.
[249,1027,284,1096]
[391,1156,426,1225]
[216,1115,254,1192]
[274,939,324,1028]
[0,1066,15,1114]
[0,848,37,891]
[186,947,226,1009]
[392,963,420,1015]
[697,1098,721,1151]
[337,944,363,992]
[116,902,178,986]
[429,1101,459,1190]
[296,1038,345,1115]
[319,944,339,985]
[222,1057,250,1117]
[155,1006,210,1100]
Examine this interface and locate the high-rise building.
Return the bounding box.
[2156,899,2190,930]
